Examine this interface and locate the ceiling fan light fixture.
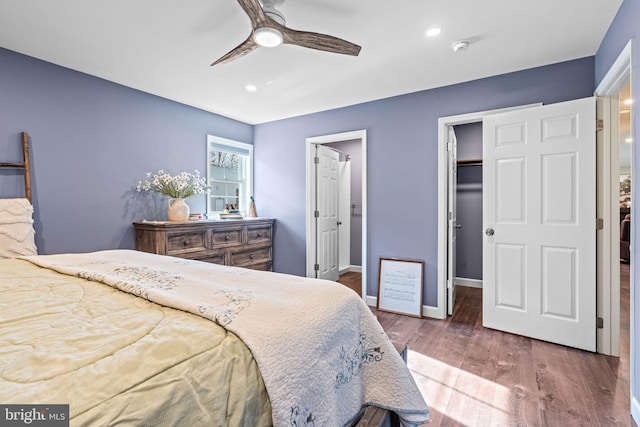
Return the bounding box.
[254,27,283,48]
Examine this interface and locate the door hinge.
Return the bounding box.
[596,317,604,329]
[596,218,604,230]
[448,211,453,220]
[447,142,453,151]
[314,156,320,164]
[447,279,452,289]
[314,210,320,218]
[596,119,604,132]
[314,263,319,271]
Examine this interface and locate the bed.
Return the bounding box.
[1,251,430,426]
[0,134,429,426]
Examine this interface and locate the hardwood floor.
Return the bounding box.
[339,269,634,426]
[337,271,363,294]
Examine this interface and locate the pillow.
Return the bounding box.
[0,198,37,258]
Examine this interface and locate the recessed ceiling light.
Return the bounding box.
[426,27,441,37]
[245,84,257,92]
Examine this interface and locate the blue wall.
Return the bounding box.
[594,0,639,413]
[0,47,253,254]
[254,57,595,305]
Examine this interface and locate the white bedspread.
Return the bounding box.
[23,250,429,427]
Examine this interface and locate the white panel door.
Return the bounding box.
[483,97,596,351]
[338,160,351,274]
[316,145,340,281]
[447,127,458,316]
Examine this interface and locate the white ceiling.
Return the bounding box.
[0,0,623,124]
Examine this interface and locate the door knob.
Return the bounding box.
[455,224,462,229]
[485,228,494,236]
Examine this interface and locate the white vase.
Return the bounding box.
[168,198,190,222]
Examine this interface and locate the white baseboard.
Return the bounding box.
[455,277,483,288]
[366,295,377,307]
[365,295,440,319]
[339,265,362,275]
[632,396,640,425]
[422,305,441,318]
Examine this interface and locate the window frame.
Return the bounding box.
[206,135,253,217]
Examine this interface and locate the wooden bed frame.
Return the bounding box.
[354,341,408,426]
[0,131,32,203]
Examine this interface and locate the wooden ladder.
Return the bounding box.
[0,131,32,203]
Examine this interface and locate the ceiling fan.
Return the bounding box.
[212,0,361,66]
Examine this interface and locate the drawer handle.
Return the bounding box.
[183,240,189,246]
[225,235,230,241]
[250,254,255,259]
[256,233,262,237]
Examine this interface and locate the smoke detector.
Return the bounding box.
[451,40,470,52]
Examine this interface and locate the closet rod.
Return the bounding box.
[315,144,351,161]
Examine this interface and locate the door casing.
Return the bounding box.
[447,126,458,316]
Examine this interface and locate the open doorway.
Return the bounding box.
[594,39,633,358]
[619,82,632,370]
[452,123,484,290]
[593,41,633,419]
[305,130,367,300]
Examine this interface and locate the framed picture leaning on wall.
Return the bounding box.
[377,258,424,318]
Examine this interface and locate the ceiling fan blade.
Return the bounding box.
[211,34,258,66]
[212,0,360,66]
[280,24,361,56]
[236,0,269,27]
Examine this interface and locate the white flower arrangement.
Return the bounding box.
[136,169,210,199]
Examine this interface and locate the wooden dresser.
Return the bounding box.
[133,218,274,271]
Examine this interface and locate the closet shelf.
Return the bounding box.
[457,158,483,167]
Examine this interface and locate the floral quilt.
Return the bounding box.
[23,250,429,427]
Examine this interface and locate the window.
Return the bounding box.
[207,135,253,217]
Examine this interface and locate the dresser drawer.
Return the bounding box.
[247,225,272,244]
[166,231,207,255]
[230,247,272,267]
[211,228,243,247]
[247,261,273,271]
[194,253,226,265]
